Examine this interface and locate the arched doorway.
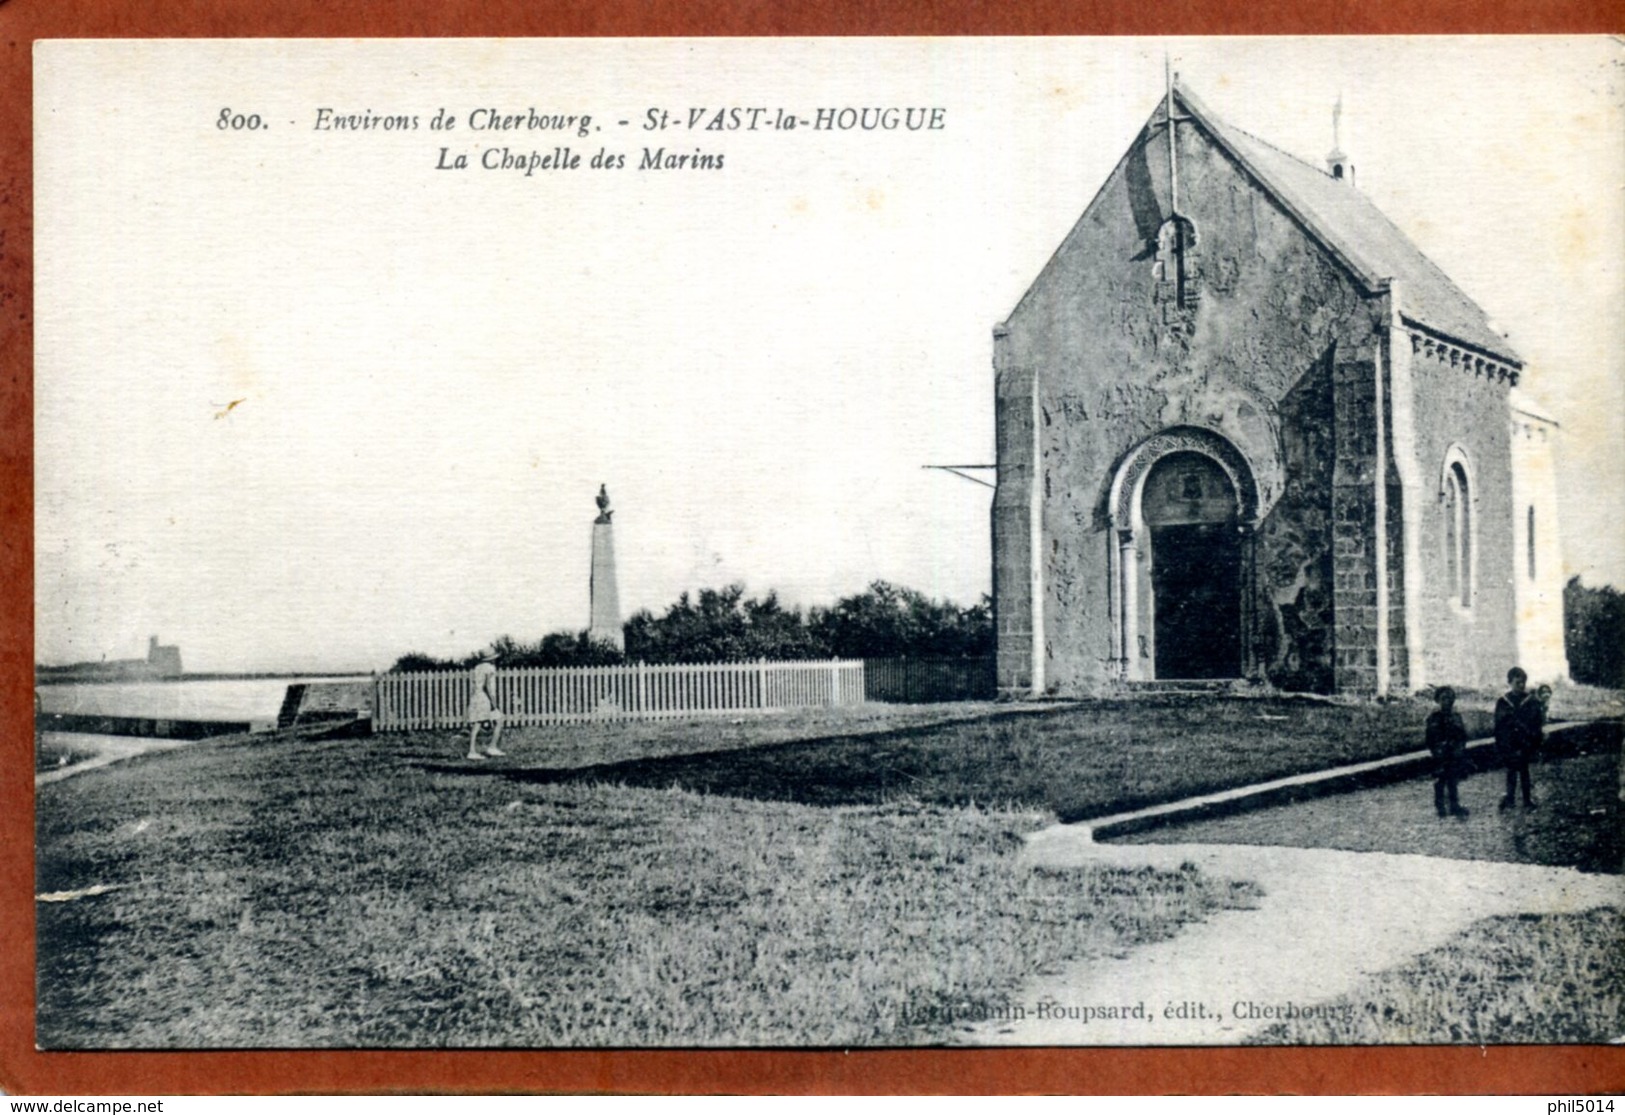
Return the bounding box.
[1143,452,1241,678]
[1107,426,1259,683]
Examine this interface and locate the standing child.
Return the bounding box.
[1494,666,1542,809]
[465,648,506,760]
[1426,686,1470,819]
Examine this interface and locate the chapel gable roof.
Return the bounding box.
[1172,83,1521,366]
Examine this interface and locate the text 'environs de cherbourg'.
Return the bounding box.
[303,105,948,175]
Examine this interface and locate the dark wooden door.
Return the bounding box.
[1151,522,1241,679]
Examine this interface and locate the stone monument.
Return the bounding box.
[588,484,624,651]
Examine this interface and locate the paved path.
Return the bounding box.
[37,721,351,788]
[966,832,1622,1045]
[1084,721,1614,841]
[36,735,197,787]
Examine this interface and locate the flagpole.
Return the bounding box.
[1165,55,1178,215]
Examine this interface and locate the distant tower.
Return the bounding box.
[146,634,182,676]
[588,485,624,651]
[1326,93,1354,184]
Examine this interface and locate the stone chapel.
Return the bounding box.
[991,78,1569,697]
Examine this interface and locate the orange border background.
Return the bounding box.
[4,0,1623,1096]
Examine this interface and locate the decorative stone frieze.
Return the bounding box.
[1407,327,1519,386]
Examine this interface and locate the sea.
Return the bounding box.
[35,675,372,755]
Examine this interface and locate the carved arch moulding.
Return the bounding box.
[1108,425,1262,531]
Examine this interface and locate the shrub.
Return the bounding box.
[811,581,993,660]
[391,581,994,670]
[1565,577,1625,688]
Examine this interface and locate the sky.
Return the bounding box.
[34,37,1625,672]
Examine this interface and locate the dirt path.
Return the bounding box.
[965,833,1622,1045]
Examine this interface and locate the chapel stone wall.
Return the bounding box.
[992,359,1039,693]
[1509,405,1570,683]
[1406,337,1519,690]
[1329,356,1384,693]
[993,113,1377,695]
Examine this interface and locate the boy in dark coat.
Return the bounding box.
[1425,686,1470,819]
[1494,666,1543,810]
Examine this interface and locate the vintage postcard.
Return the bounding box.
[30,36,1624,1059]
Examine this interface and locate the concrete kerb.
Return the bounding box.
[1080,719,1617,844]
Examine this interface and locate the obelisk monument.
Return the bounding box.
[588,484,624,651]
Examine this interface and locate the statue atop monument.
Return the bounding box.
[595,484,614,524]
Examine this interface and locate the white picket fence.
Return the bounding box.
[373,659,866,730]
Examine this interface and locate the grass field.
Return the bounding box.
[37,694,1615,1047]
[37,709,1265,1048]
[1247,907,1625,1044]
[481,696,1496,822]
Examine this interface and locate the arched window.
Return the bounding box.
[1443,459,1473,608]
[1153,216,1200,310]
[1527,505,1537,580]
